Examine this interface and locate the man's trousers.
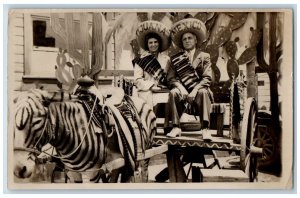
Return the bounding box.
[164,87,213,130]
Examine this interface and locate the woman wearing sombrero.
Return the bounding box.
[133,20,171,109]
[165,17,214,139]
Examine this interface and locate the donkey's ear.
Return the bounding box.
[30,89,51,100]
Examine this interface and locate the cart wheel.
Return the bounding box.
[255,111,278,169]
[240,98,259,182]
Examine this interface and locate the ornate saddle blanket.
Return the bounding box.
[133,54,167,86]
[171,52,201,93]
[104,95,155,172]
[81,96,104,130]
[76,91,113,143]
[74,88,104,128]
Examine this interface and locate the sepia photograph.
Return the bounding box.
[6,8,294,190]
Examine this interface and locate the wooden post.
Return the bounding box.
[166,146,187,182]
[90,13,103,87]
[192,166,201,182]
[80,13,90,73]
[216,112,224,137]
[268,12,281,136]
[166,146,176,182]
[24,14,33,76]
[246,59,257,99]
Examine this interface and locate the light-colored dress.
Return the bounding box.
[134,51,170,108]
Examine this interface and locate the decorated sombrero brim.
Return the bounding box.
[171,18,207,49]
[136,20,171,52]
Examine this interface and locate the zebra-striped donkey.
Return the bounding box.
[13,88,157,183]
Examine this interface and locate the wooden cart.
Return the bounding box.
[152,97,263,182]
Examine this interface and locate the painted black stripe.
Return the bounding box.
[84,126,97,170]
[138,102,146,117]
[145,109,151,127]
[16,107,29,130]
[31,118,43,126]
[57,103,69,151]
[54,103,66,150]
[63,103,76,155]
[61,103,74,154]
[90,171,100,182]
[60,92,64,102]
[58,103,81,162]
[76,109,95,170]
[24,106,34,146]
[62,110,89,169]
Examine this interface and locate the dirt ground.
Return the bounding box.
[147,154,282,183]
[147,164,281,183]
[13,153,281,184]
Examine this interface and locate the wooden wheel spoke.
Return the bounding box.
[264,138,273,143]
[257,130,262,139]
[261,132,267,140]
[262,154,268,159]
[264,147,273,154]
[263,143,274,147]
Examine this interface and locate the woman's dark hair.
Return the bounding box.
[144,33,162,52]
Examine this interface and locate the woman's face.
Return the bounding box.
[147,38,159,53]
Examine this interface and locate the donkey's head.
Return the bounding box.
[13,89,52,179]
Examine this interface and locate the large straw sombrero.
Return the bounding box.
[136,20,171,52]
[171,18,207,49]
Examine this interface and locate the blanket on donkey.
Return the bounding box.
[104,95,157,172]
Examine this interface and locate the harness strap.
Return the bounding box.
[14,147,41,155]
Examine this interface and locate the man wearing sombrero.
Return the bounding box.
[165,17,214,139]
[133,20,171,109]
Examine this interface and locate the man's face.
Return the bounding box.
[147,38,159,53]
[182,32,197,51]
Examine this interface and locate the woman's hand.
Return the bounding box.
[151,85,161,91]
[157,84,167,89]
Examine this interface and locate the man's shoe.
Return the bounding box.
[166,127,182,138]
[202,128,212,142]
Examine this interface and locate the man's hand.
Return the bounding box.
[178,86,189,99]
[187,89,197,104]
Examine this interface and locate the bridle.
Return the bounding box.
[14,147,41,155]
[13,108,51,165]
